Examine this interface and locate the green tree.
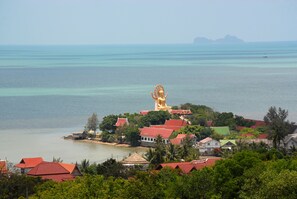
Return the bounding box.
[264,106,295,149]
[99,114,118,133]
[235,115,255,127]
[145,135,166,165]
[175,125,212,141]
[96,158,128,178]
[139,111,171,127]
[124,125,140,146]
[179,135,199,161]
[214,112,236,129]
[166,143,179,162]
[0,174,44,199]
[86,113,99,133]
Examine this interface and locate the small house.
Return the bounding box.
[15,157,44,174]
[115,118,129,127]
[157,158,221,174]
[120,153,149,168]
[27,162,82,182]
[283,129,297,150]
[140,127,174,147]
[197,137,220,154]
[220,140,237,150]
[170,134,196,145]
[0,160,8,174]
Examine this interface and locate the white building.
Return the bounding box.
[283,128,297,150]
[197,137,220,154]
[140,127,174,147]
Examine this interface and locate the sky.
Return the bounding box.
[0,0,297,45]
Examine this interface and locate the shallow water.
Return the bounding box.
[0,43,296,163]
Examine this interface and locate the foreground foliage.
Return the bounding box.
[7,150,290,198]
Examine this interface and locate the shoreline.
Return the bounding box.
[72,139,149,151]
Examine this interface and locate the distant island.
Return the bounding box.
[193,35,244,44]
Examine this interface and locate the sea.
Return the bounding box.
[0,42,297,163]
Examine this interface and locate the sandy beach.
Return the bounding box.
[73,139,149,151]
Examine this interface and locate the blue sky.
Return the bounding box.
[0,0,297,45]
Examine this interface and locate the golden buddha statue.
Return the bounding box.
[151,84,171,111]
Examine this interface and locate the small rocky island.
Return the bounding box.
[193,35,244,44]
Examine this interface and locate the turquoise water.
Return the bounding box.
[0,42,296,162]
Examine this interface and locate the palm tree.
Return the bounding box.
[80,159,90,173]
[166,143,179,162]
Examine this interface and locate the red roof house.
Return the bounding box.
[15,157,44,173]
[27,162,82,182]
[115,118,129,127]
[150,119,188,131]
[170,134,196,145]
[140,127,174,146]
[140,127,174,139]
[257,134,268,139]
[164,119,188,127]
[157,158,221,174]
[140,110,150,115]
[0,160,8,174]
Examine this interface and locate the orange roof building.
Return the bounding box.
[140,127,174,147]
[15,157,44,174]
[27,162,82,182]
[151,119,188,131]
[157,158,221,174]
[0,160,8,174]
[115,118,129,127]
[170,134,196,145]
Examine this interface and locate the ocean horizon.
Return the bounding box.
[1,42,297,163]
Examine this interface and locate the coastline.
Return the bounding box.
[73,139,149,151]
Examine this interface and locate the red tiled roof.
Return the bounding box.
[164,119,188,127]
[257,134,268,139]
[27,162,69,176]
[59,163,76,173]
[193,158,218,170]
[140,110,150,115]
[170,134,196,145]
[244,119,266,128]
[199,137,213,144]
[170,138,183,145]
[140,127,174,139]
[15,157,44,169]
[170,110,192,115]
[0,160,7,174]
[150,125,183,131]
[159,158,221,174]
[177,164,195,174]
[115,118,128,127]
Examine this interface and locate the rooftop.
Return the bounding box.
[0,160,7,174]
[15,157,44,169]
[115,118,129,127]
[140,127,174,139]
[121,153,149,165]
[198,137,213,144]
[158,158,221,174]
